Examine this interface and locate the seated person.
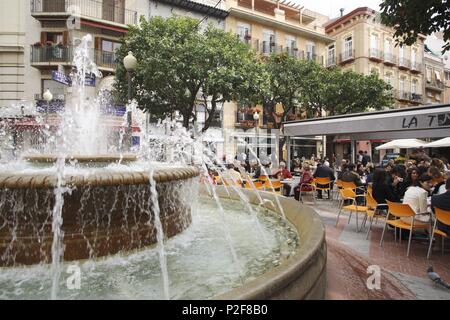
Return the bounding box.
[313,160,335,199]
[223,164,242,183]
[341,163,364,187]
[273,161,292,180]
[294,163,314,201]
[372,168,401,204]
[401,174,433,224]
[431,178,450,235]
[428,166,445,196]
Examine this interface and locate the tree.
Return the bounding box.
[114,16,266,132]
[380,0,450,53]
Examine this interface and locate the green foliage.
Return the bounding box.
[114,16,266,131]
[262,54,394,128]
[380,0,450,53]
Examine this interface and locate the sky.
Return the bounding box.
[299,0,383,18]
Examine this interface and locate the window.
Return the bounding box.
[411,49,417,65]
[384,73,392,85]
[371,68,379,75]
[399,78,405,93]
[370,34,378,50]
[101,39,121,52]
[384,39,391,54]
[445,71,450,81]
[306,42,316,60]
[435,70,441,82]
[237,23,251,42]
[426,68,432,82]
[411,80,417,94]
[344,36,352,57]
[285,35,297,55]
[328,44,335,65]
[263,29,275,53]
[399,46,404,59]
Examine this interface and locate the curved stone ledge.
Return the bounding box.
[0,167,200,189]
[24,154,138,163]
[209,186,327,300]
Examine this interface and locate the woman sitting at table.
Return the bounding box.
[294,163,314,201]
[372,168,400,204]
[273,161,292,180]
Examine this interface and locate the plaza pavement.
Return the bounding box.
[305,198,450,300]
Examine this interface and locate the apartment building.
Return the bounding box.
[425,32,450,104]
[222,0,334,160]
[0,0,150,108]
[324,7,425,108]
[423,47,445,105]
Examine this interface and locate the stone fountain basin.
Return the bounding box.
[210,186,327,300]
[0,166,199,266]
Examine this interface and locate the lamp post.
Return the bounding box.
[253,111,260,158]
[123,51,137,151]
[43,88,53,115]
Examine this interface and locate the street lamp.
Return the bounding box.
[43,88,53,115]
[253,111,260,158]
[123,51,137,151]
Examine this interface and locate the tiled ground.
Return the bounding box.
[305,197,450,300]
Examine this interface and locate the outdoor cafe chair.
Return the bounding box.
[313,177,332,201]
[264,180,283,194]
[335,188,368,232]
[427,207,450,259]
[380,201,431,257]
[363,192,388,239]
[299,181,317,204]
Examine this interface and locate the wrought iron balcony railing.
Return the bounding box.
[30,0,137,25]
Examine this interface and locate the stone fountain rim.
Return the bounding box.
[23,154,138,163]
[210,186,327,300]
[0,167,200,189]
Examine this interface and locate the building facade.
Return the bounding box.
[222,0,334,162]
[324,7,425,108]
[0,0,150,108]
[423,48,445,105]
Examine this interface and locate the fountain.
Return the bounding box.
[0,35,326,300]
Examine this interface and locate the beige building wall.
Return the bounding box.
[325,7,425,108]
[223,0,333,159]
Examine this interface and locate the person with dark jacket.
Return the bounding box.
[341,163,364,187]
[313,161,335,199]
[431,178,450,234]
[372,168,401,204]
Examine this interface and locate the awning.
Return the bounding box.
[375,139,427,150]
[283,104,450,140]
[424,137,450,148]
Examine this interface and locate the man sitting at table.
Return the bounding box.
[313,160,335,199]
[431,177,450,235]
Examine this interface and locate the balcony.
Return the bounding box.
[284,46,299,58]
[410,62,422,74]
[30,0,137,26]
[425,80,445,92]
[339,49,355,65]
[369,48,383,62]
[31,44,117,70]
[383,53,396,66]
[395,90,423,104]
[398,58,411,70]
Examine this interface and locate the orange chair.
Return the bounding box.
[314,177,332,200]
[258,175,269,182]
[427,208,450,259]
[265,180,283,194]
[245,181,264,190]
[335,188,368,231]
[380,200,431,257]
[299,181,317,204]
[333,179,344,201]
[363,192,388,239]
[367,184,373,196]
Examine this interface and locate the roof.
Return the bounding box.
[324,7,374,31]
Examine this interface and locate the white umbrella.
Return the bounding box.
[424,137,450,148]
[375,139,428,150]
